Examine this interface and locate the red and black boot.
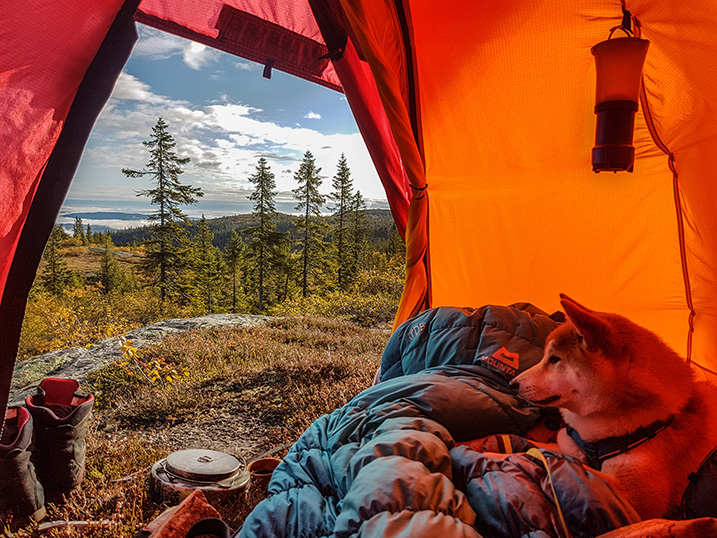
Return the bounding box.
[25,378,94,503]
[0,406,46,526]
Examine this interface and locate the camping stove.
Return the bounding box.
[149,449,250,505]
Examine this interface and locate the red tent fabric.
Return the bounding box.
[0,0,126,303]
[0,0,139,416]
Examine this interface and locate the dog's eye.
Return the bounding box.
[548,355,561,365]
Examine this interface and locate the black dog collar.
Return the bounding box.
[566,415,675,471]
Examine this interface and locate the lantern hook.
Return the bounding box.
[609,5,633,38]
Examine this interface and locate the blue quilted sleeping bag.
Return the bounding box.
[240,304,641,538]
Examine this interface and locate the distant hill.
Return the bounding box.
[110,209,398,250]
[64,211,149,221]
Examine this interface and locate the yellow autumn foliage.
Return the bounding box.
[18,286,187,359]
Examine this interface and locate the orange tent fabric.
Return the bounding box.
[343,0,717,377]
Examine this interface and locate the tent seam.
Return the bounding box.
[634,19,695,363]
[640,91,694,363]
[393,0,422,155]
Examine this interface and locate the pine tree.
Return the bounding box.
[40,225,73,296]
[386,223,406,262]
[244,157,285,310]
[98,236,134,294]
[122,117,203,304]
[72,217,87,244]
[224,230,246,313]
[348,190,369,273]
[292,150,327,298]
[86,223,92,244]
[192,215,224,314]
[328,154,355,290]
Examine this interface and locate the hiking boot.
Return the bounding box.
[25,378,94,503]
[0,406,46,525]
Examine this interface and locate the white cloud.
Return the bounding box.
[304,112,321,119]
[134,25,221,71]
[76,71,386,205]
[110,72,172,105]
[234,59,262,71]
[183,42,220,70]
[132,26,186,60]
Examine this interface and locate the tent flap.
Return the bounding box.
[0,0,140,419]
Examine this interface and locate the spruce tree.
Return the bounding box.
[224,229,246,313]
[244,157,284,310]
[328,154,355,290]
[72,217,87,244]
[98,236,134,294]
[271,237,294,303]
[348,190,369,273]
[292,150,326,298]
[122,117,203,304]
[40,225,73,296]
[101,230,114,247]
[192,215,223,314]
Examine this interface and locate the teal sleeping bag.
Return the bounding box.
[240,304,642,538]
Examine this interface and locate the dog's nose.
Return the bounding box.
[509,379,519,392]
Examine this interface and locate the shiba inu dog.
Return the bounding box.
[510,294,717,519]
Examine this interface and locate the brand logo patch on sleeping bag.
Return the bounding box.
[408,322,426,341]
[481,347,520,378]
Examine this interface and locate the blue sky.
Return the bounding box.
[61,25,386,230]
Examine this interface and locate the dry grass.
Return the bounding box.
[41,246,142,276]
[6,317,388,537]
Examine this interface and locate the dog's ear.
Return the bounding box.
[560,295,616,356]
[559,293,595,313]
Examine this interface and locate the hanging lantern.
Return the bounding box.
[591,34,650,172]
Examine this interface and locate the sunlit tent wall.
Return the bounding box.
[2,0,717,415]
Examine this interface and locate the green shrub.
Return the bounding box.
[270,291,397,326]
[354,267,404,297]
[85,360,144,408]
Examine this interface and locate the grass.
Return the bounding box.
[52,246,142,275]
[6,317,388,537]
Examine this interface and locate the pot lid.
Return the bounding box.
[165,449,241,482]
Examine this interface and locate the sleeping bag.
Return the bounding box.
[239,304,642,538]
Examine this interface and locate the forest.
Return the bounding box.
[19,118,406,359]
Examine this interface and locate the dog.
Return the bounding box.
[510,294,717,520]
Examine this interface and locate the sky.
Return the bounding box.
[60,24,387,231]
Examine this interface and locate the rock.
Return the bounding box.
[10,314,272,405]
